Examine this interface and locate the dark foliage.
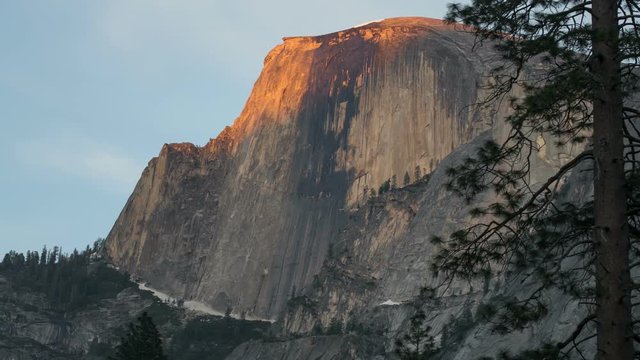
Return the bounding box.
[2,241,272,360]
[426,0,640,358]
[167,316,270,360]
[378,179,392,195]
[439,305,475,349]
[0,239,131,311]
[110,312,167,360]
[394,309,439,360]
[404,171,411,186]
[326,317,343,335]
[414,166,422,183]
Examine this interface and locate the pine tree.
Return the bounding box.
[378,179,391,195]
[110,312,166,360]
[404,171,411,186]
[429,0,640,358]
[48,246,59,265]
[39,246,47,265]
[1,252,11,269]
[394,309,438,360]
[14,252,25,267]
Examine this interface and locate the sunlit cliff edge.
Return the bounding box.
[105,16,574,340]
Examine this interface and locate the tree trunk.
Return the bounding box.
[591,0,634,358]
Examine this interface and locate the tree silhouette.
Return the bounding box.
[428,0,640,358]
[378,179,391,195]
[110,312,167,360]
[394,309,438,360]
[404,171,411,186]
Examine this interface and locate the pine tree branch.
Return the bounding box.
[557,314,596,349]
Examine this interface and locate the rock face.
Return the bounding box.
[226,336,386,360]
[271,134,592,359]
[0,263,273,360]
[0,272,153,360]
[104,17,597,358]
[106,17,512,321]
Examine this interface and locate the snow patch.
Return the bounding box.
[138,282,173,302]
[379,299,402,306]
[136,282,275,323]
[183,300,224,316]
[352,19,384,28]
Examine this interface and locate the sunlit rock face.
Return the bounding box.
[106,17,512,320]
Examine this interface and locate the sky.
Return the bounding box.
[0,1,458,256]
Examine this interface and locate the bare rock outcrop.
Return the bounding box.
[106,17,523,322]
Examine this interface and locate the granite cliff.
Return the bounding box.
[0,256,271,360]
[106,17,587,358]
[106,17,506,320]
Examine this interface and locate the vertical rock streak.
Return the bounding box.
[106,17,496,319]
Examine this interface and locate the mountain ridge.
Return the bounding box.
[160,17,475,158]
[105,16,510,322]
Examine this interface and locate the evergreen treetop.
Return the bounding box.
[110,312,167,360]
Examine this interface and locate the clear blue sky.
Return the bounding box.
[0,1,457,255]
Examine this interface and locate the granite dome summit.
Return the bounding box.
[106,16,494,319]
[104,18,585,358]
